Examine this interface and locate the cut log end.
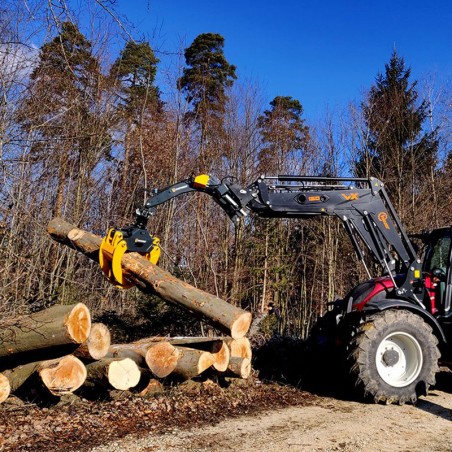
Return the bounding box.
[0,373,11,404]
[108,358,141,390]
[145,342,180,378]
[66,303,91,344]
[85,323,111,360]
[227,357,251,379]
[39,355,87,396]
[211,341,230,372]
[230,312,253,339]
[228,337,252,360]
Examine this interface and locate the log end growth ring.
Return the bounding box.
[87,323,111,360]
[146,342,180,378]
[108,358,141,390]
[40,355,87,396]
[66,303,91,344]
[230,312,253,340]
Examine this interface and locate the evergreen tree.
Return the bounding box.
[356,51,438,215]
[110,40,162,203]
[178,33,237,168]
[257,96,310,173]
[18,21,110,219]
[110,40,160,119]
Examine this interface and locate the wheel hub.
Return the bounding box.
[382,348,399,366]
[375,332,423,388]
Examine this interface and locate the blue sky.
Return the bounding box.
[117,0,452,121]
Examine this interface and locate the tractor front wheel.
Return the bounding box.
[347,309,440,404]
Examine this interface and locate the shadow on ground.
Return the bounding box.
[252,335,353,401]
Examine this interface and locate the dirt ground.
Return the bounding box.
[91,387,452,452]
[2,371,452,451]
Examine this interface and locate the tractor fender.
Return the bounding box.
[362,299,447,345]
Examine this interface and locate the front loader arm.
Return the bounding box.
[115,173,423,304]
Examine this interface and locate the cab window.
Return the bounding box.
[424,231,452,274]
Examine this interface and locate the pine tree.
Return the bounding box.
[110,40,161,201]
[356,51,438,216]
[18,21,110,219]
[110,40,160,119]
[178,33,237,169]
[257,96,310,173]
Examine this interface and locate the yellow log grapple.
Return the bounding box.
[99,227,160,289]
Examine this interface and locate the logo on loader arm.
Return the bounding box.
[341,193,359,201]
[378,212,390,230]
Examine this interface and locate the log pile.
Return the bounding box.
[0,218,254,404]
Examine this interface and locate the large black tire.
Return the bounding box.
[347,309,440,404]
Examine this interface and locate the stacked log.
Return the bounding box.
[0,218,255,404]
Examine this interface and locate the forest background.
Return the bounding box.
[0,0,451,340]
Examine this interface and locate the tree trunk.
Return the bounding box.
[0,373,10,403]
[47,218,251,338]
[108,342,180,378]
[172,347,215,380]
[0,303,91,358]
[85,358,141,391]
[2,355,87,396]
[227,357,251,379]
[74,323,111,361]
[133,337,230,372]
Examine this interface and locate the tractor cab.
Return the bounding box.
[422,227,452,318]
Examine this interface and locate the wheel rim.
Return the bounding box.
[375,332,423,387]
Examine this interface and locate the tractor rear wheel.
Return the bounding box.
[346,309,440,404]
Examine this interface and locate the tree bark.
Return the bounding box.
[137,378,164,397]
[74,323,111,361]
[2,355,87,396]
[47,218,252,339]
[0,373,10,403]
[172,347,215,380]
[132,337,230,372]
[0,303,91,358]
[85,358,141,391]
[108,342,180,378]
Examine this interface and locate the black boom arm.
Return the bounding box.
[136,174,423,305]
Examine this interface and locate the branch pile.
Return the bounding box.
[0,218,254,404]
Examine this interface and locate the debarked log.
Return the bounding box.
[0,303,91,358]
[2,355,87,396]
[47,218,252,339]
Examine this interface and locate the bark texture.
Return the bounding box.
[0,303,91,358]
[85,358,141,390]
[47,218,252,338]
